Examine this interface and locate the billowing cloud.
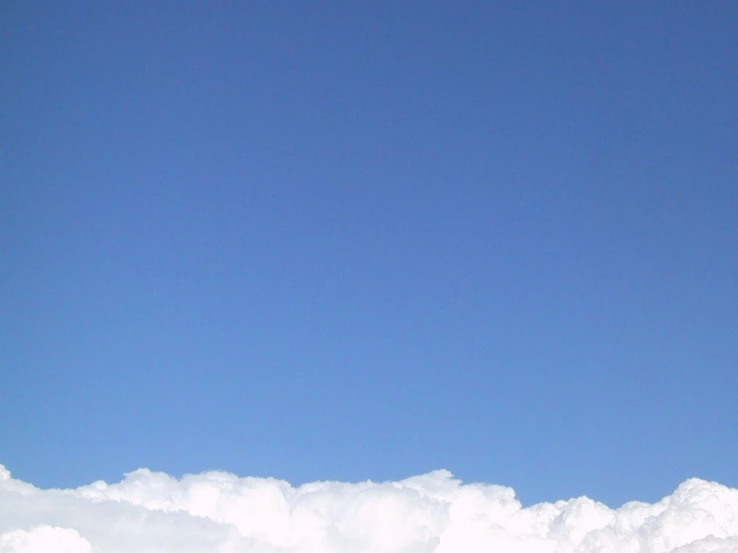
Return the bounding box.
[0,526,91,553]
[1,463,737,553]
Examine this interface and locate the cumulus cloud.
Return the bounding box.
[0,526,90,553]
[1,464,737,553]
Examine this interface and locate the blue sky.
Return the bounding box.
[2,2,736,508]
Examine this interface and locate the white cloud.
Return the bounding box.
[0,526,90,553]
[1,464,737,553]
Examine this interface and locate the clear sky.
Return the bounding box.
[2,2,736,508]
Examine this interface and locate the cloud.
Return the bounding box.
[1,464,737,553]
[0,526,90,553]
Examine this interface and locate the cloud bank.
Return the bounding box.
[1,464,737,553]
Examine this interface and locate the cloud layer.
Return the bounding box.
[1,464,737,553]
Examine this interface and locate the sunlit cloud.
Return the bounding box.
[1,464,737,552]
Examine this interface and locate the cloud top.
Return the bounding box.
[1,464,737,553]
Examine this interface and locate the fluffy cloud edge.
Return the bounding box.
[1,464,737,553]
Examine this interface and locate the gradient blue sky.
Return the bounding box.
[2,2,736,508]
